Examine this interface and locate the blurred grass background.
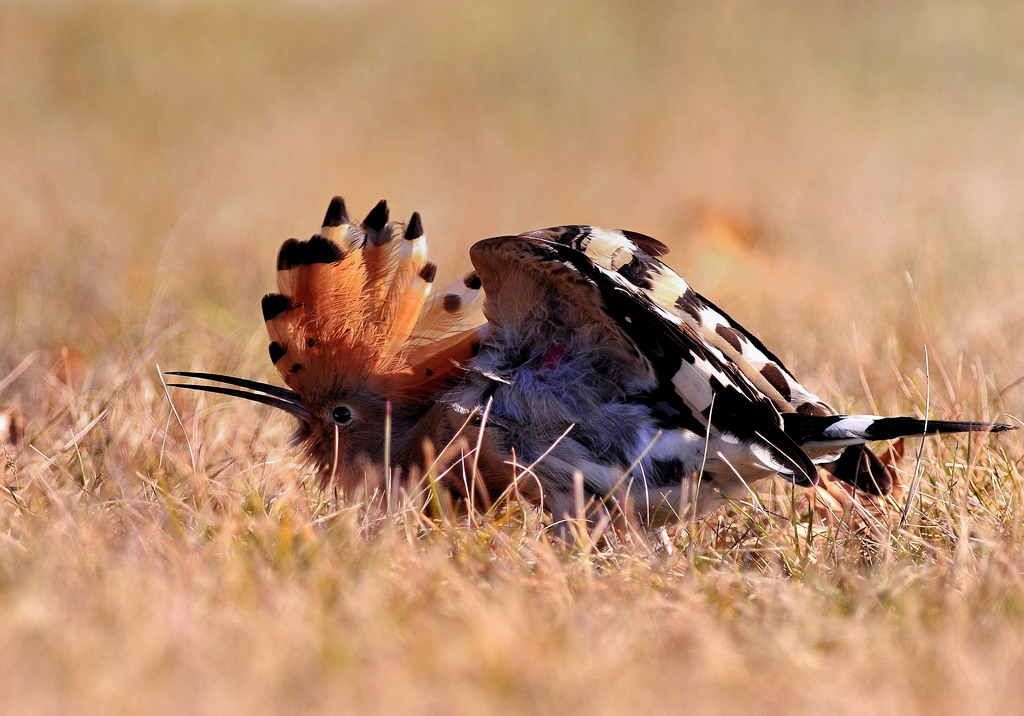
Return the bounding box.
[4,0,1023,392]
[1,1,1023,713]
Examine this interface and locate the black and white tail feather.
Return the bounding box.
[783,414,1013,455]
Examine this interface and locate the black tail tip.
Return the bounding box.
[830,445,892,495]
[323,196,348,227]
[404,212,423,240]
[363,199,389,231]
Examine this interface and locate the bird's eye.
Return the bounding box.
[331,406,354,425]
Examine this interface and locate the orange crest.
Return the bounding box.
[262,197,484,407]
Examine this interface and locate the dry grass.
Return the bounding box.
[2,0,1024,713]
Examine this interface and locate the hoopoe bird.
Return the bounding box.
[170,197,1016,525]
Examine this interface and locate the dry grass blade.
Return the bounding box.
[2,1,1024,714]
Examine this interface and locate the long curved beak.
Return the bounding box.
[165,371,314,422]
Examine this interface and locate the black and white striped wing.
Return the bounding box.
[521,226,835,417]
[520,225,895,494]
[468,235,818,485]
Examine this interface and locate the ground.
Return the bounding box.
[1,1,1023,713]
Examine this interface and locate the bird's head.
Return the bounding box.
[169,197,485,490]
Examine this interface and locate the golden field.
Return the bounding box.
[1,1,1023,713]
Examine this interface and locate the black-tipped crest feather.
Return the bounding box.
[269,341,286,364]
[261,293,291,322]
[363,200,389,232]
[405,212,423,240]
[277,235,345,270]
[322,196,348,227]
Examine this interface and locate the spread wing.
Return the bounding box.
[520,226,835,416]
[519,225,892,494]
[468,234,818,485]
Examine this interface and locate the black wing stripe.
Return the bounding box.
[535,240,817,482]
